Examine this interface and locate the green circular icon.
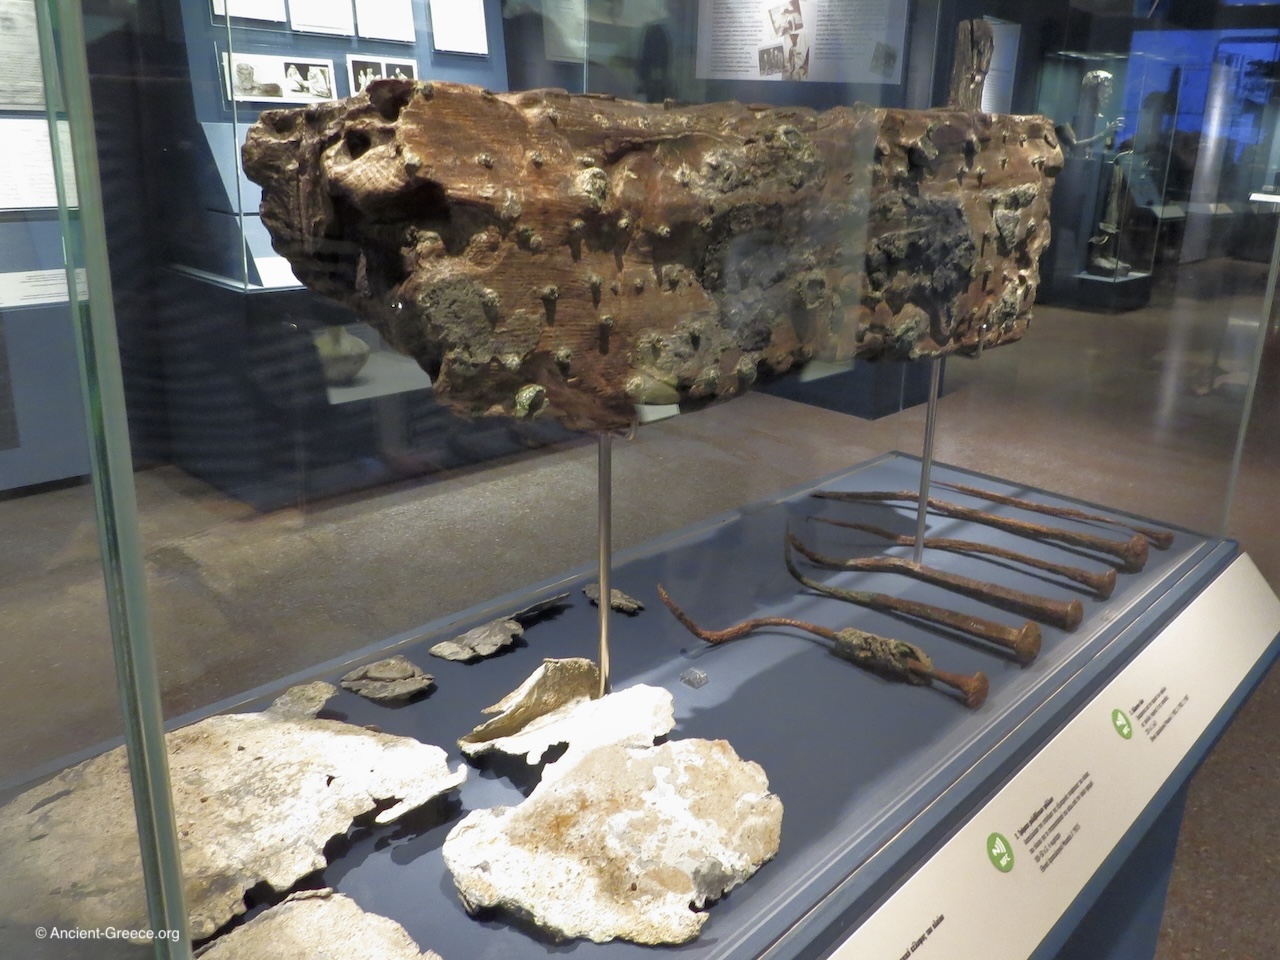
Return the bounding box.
[987,832,1014,872]
[1112,708,1133,740]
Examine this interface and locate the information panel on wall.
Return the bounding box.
[0,0,44,110]
[211,0,287,23]
[695,0,908,84]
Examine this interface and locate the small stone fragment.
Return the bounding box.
[583,583,644,614]
[509,592,572,622]
[196,889,443,960]
[430,593,570,662]
[430,618,523,662]
[340,656,435,703]
[442,739,783,944]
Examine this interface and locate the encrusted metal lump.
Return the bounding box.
[243,80,1062,430]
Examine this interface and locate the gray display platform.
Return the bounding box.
[201,452,1234,960]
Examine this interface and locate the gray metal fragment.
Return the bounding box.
[0,685,466,940]
[429,618,523,662]
[430,593,571,663]
[340,655,435,703]
[510,592,571,623]
[195,889,442,960]
[583,583,644,615]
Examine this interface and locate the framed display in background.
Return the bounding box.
[695,0,909,84]
[428,0,489,56]
[347,54,417,95]
[0,118,76,209]
[355,0,416,43]
[211,0,287,23]
[0,0,45,110]
[289,0,356,37]
[222,52,337,104]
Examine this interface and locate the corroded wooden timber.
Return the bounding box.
[243,80,1063,431]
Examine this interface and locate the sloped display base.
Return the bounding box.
[10,453,1275,960]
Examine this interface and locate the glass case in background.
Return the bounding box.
[3,0,1280,958]
[1036,51,1183,310]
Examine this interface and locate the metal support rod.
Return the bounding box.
[597,432,613,697]
[912,359,943,565]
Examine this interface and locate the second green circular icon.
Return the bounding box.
[987,832,1015,872]
[1112,708,1133,740]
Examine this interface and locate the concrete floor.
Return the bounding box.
[1,257,1277,956]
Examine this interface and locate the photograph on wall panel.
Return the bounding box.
[222,51,337,104]
[347,55,418,96]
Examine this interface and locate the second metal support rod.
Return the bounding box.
[597,432,612,697]
[913,359,943,565]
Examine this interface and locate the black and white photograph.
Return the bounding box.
[784,30,810,81]
[757,42,784,77]
[767,2,802,37]
[348,57,383,94]
[283,60,334,99]
[347,55,417,95]
[223,52,337,104]
[383,58,417,81]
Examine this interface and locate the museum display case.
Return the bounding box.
[1034,51,1182,311]
[4,2,1280,959]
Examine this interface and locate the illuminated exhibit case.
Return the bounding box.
[3,2,1280,960]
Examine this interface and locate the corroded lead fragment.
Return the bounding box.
[196,889,443,960]
[430,593,570,662]
[0,684,466,939]
[243,81,1062,430]
[340,655,435,702]
[583,582,644,614]
[442,738,783,944]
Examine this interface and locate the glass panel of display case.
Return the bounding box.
[1,4,170,958]
[8,0,1280,957]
